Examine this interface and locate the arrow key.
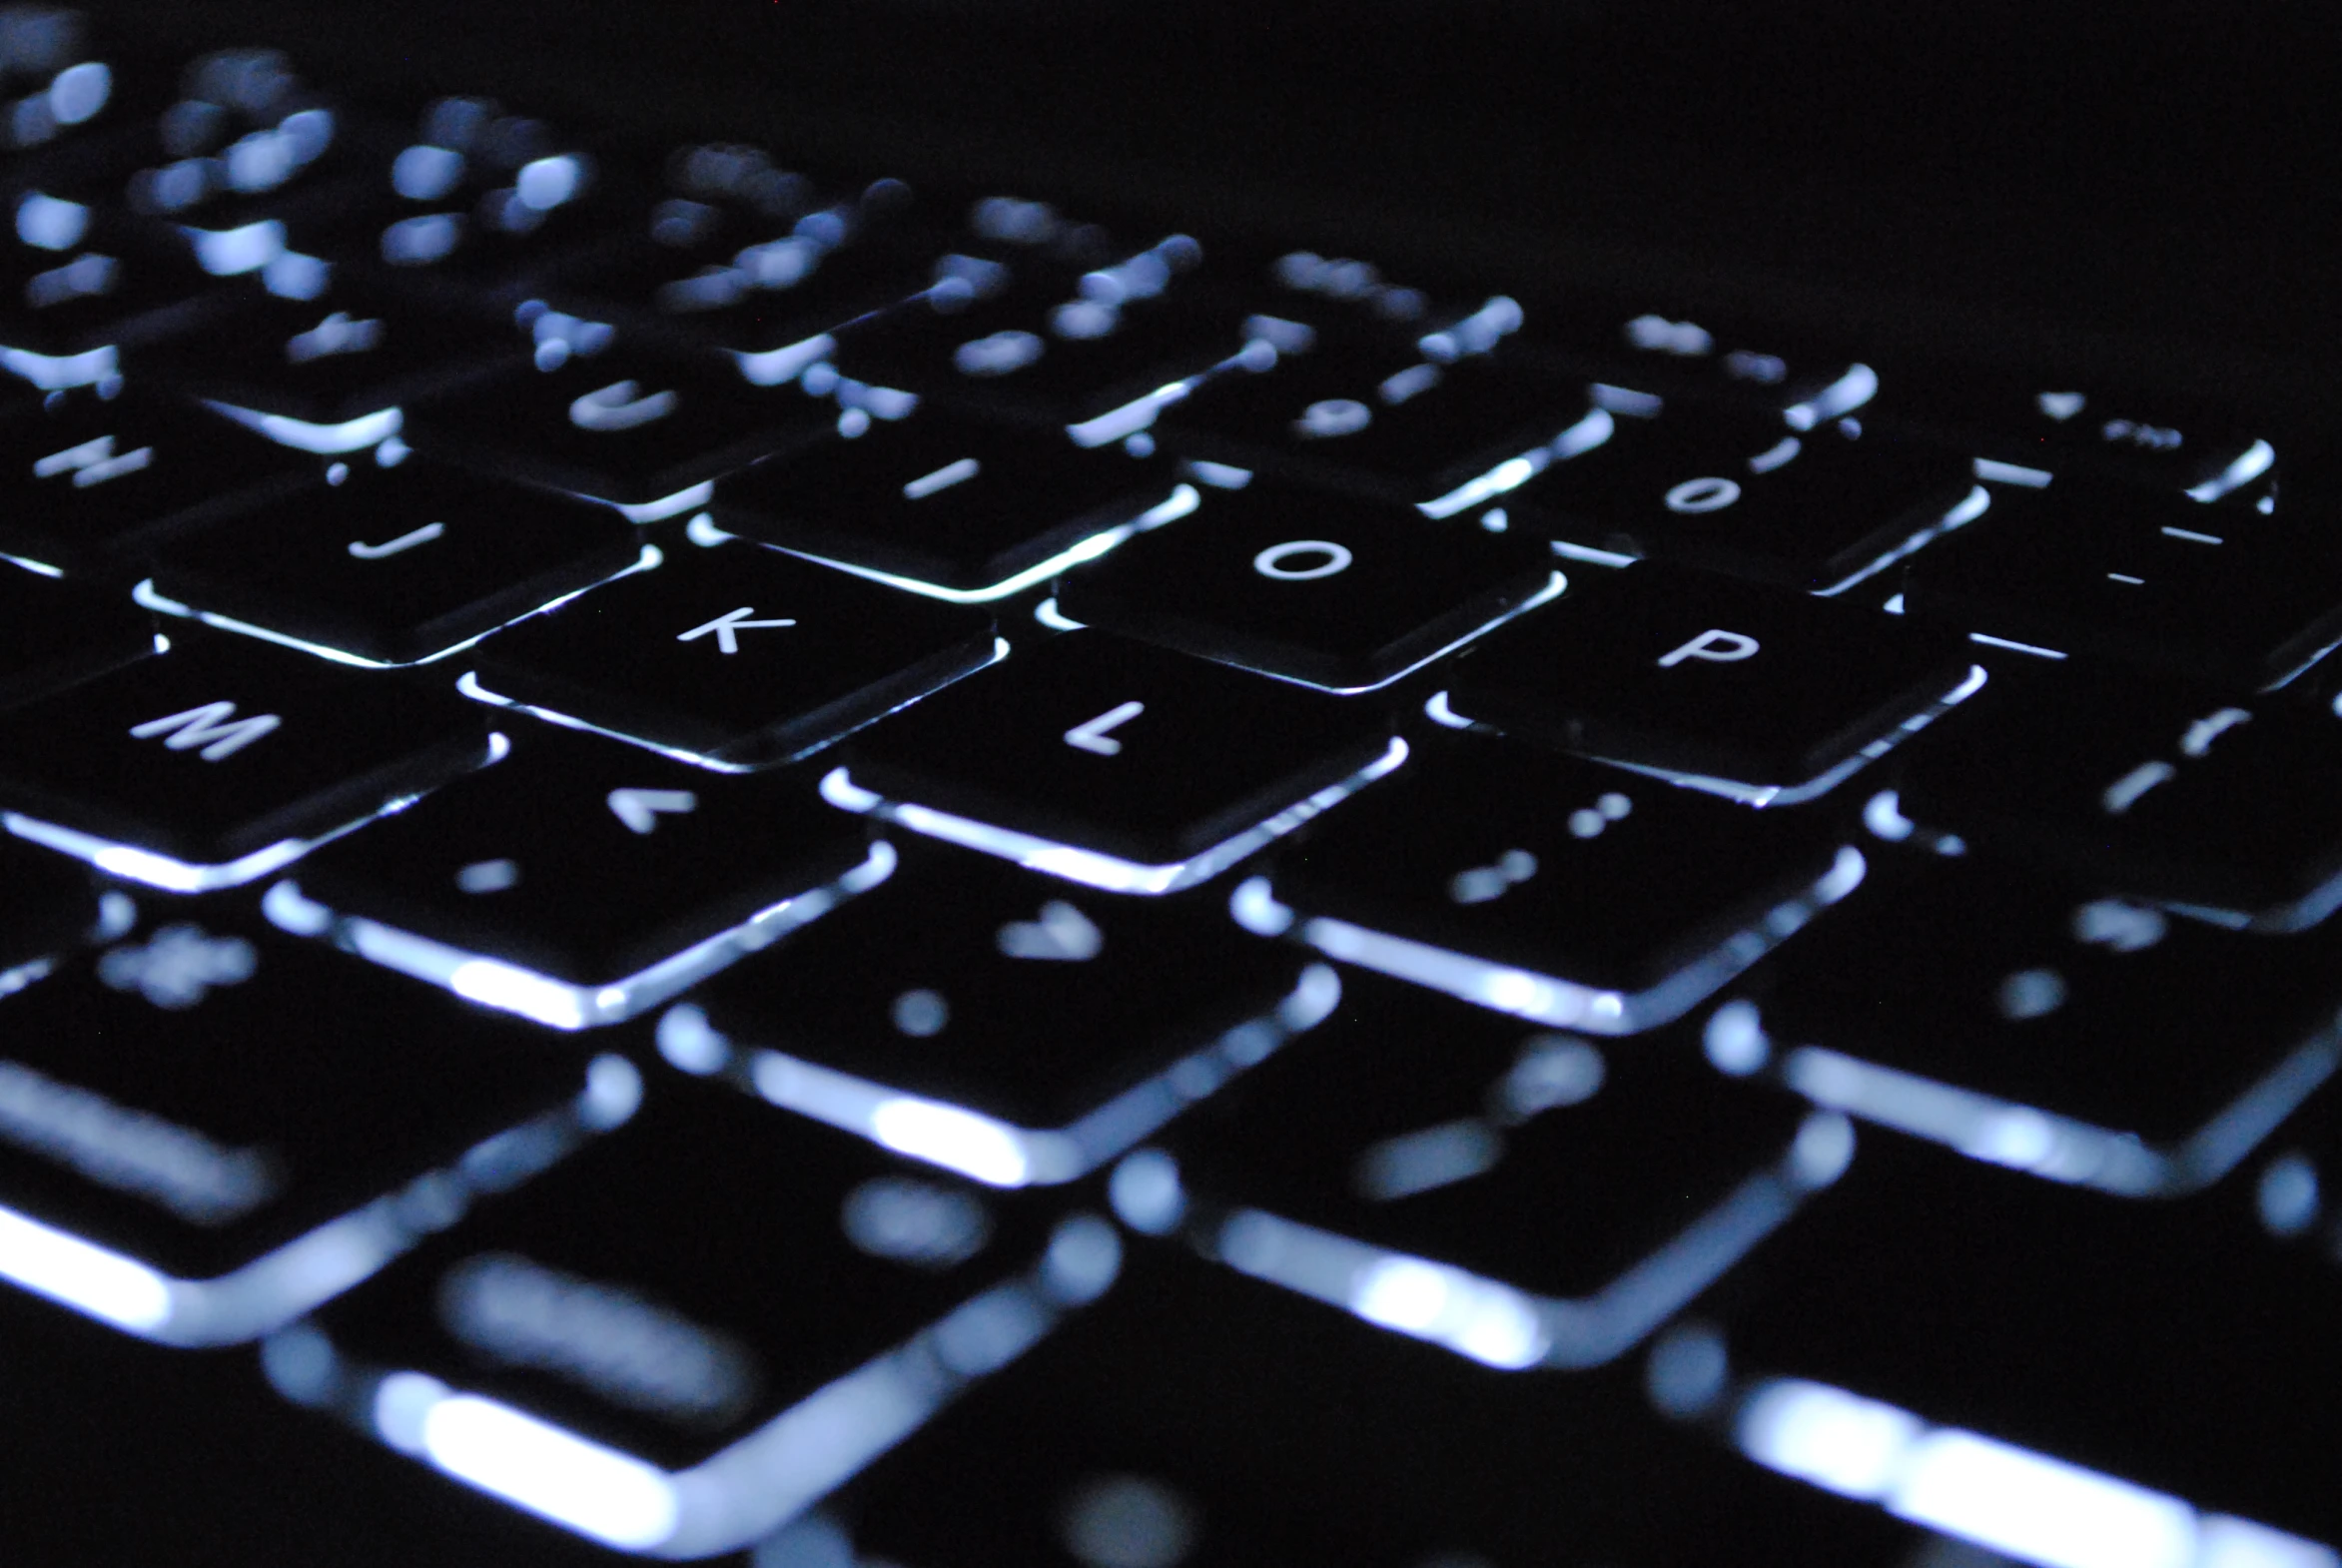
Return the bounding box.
[274,727,883,1029]
[466,537,998,770]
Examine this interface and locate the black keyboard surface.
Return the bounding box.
[5,8,2342,1567]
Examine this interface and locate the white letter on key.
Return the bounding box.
[1656,629,1760,668]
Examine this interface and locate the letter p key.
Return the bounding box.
[1657,628,1760,669]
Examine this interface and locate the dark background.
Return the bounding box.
[81,1,2340,433]
[5,1,2337,1561]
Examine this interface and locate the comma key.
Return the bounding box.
[1443,560,1978,793]
[275,728,880,1029]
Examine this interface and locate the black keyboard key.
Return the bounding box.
[1512,405,1985,594]
[1692,1128,2342,1550]
[660,848,1337,1182]
[0,386,308,576]
[829,239,1239,432]
[1444,561,1980,792]
[279,1083,1112,1554]
[1162,339,1611,514]
[0,632,488,891]
[1248,735,1863,1031]
[351,99,612,295]
[1708,849,2342,1193]
[830,630,1402,892]
[272,729,886,1029]
[128,276,525,432]
[822,1236,1932,1568]
[1134,974,1851,1364]
[0,836,101,989]
[714,404,1186,599]
[148,452,640,668]
[1886,373,2276,497]
[1054,472,1558,691]
[0,913,628,1342]
[1520,300,1880,426]
[408,317,831,512]
[466,537,997,769]
[1904,474,2342,690]
[0,552,154,707]
[1892,661,2342,929]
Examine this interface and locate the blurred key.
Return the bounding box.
[1882,371,2275,497]
[1892,659,2342,930]
[129,275,525,432]
[1247,733,1861,1032]
[0,911,627,1343]
[467,537,998,769]
[408,322,832,512]
[818,1234,1932,1568]
[0,384,307,577]
[1688,1127,2342,1549]
[1707,846,2342,1194]
[1162,336,1609,515]
[1513,405,1983,594]
[278,1083,1116,1556]
[830,630,1402,892]
[0,631,488,890]
[274,728,884,1029]
[150,451,640,667]
[1444,561,1979,791]
[0,551,154,707]
[1129,974,1852,1365]
[0,834,100,986]
[662,847,1337,1182]
[1904,473,2342,690]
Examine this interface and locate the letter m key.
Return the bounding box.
[129,702,283,762]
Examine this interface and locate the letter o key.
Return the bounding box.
[1253,539,1354,581]
[1664,476,1742,514]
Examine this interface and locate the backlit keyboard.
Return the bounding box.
[5,13,2342,1567]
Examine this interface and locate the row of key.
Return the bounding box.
[5,14,2342,1567]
